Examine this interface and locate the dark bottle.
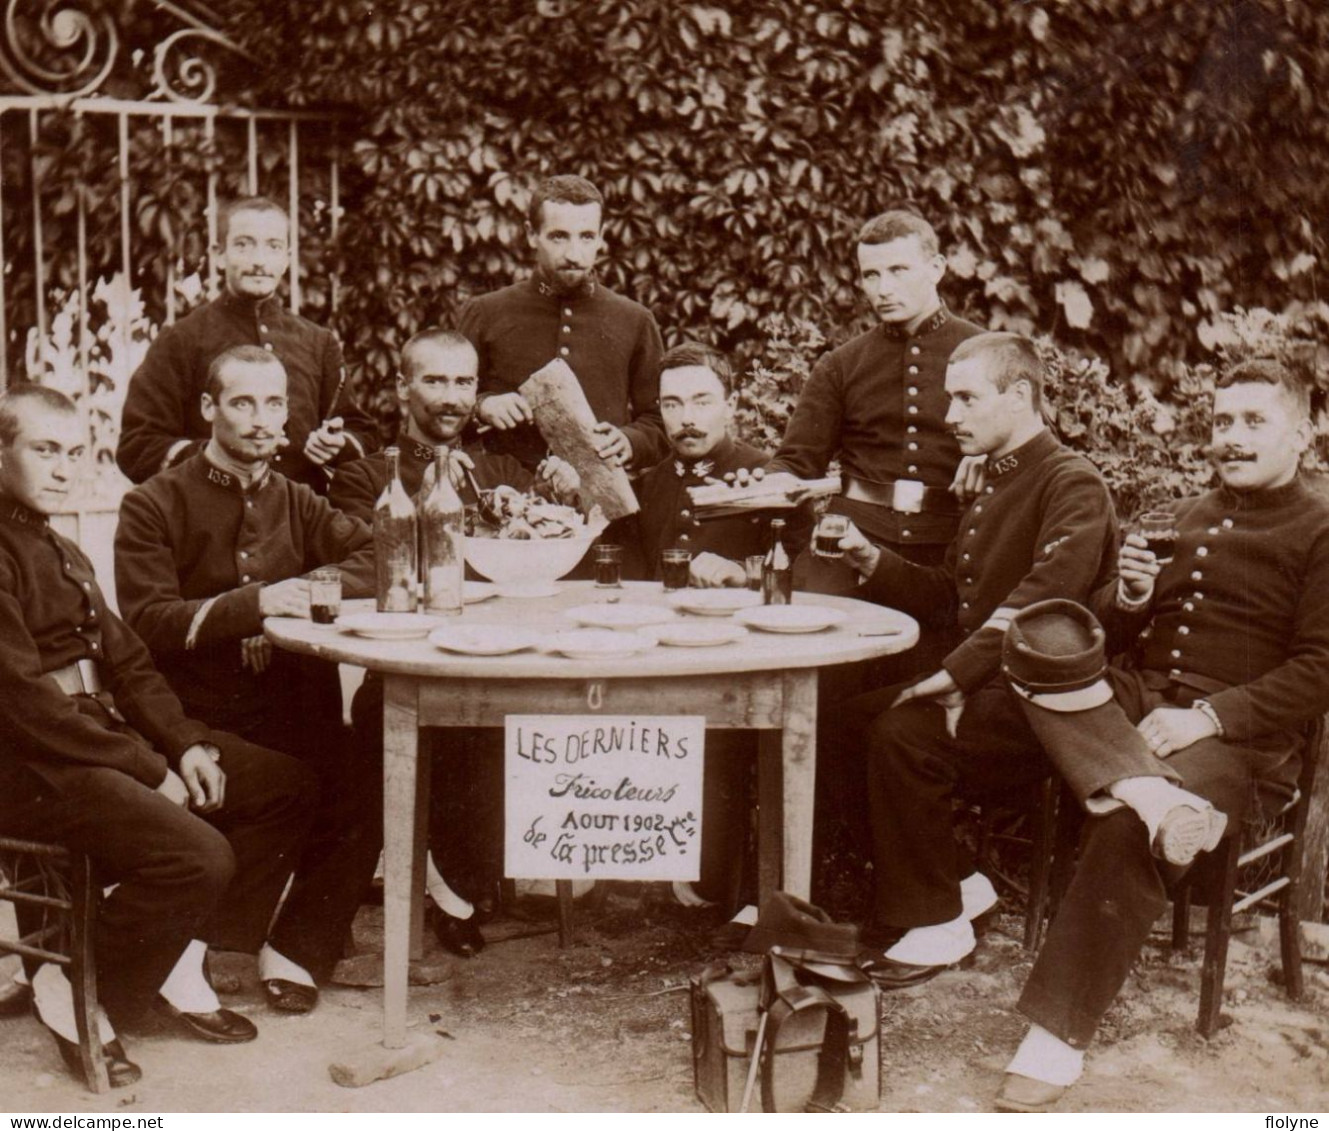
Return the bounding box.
[420,447,465,616]
[762,518,793,606]
[373,447,418,612]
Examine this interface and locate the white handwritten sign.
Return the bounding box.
[505,715,705,880]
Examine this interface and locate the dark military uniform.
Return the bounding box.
[632,437,771,580]
[850,429,1117,931]
[770,308,984,584]
[117,293,378,492]
[0,497,315,1025]
[460,278,668,472]
[1019,475,1329,1049]
[114,454,378,982]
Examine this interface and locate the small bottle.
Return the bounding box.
[420,447,465,616]
[762,518,793,606]
[373,446,418,612]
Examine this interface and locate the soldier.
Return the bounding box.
[115,345,378,1013]
[992,359,1329,1112]
[839,333,1118,986]
[330,328,579,956]
[764,208,986,592]
[459,174,668,473]
[118,196,377,492]
[632,341,772,587]
[0,385,315,1084]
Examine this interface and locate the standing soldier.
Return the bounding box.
[459,174,668,473]
[118,196,378,492]
[764,208,985,592]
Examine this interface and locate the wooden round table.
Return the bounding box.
[266,581,917,1048]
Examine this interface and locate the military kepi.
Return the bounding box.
[1002,599,1160,798]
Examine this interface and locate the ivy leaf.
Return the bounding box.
[1055,281,1095,330]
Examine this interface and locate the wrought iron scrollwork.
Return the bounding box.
[151,27,240,105]
[0,0,118,97]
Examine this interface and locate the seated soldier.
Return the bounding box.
[114,345,378,1014]
[839,333,1119,983]
[0,385,316,1085]
[330,327,578,956]
[625,342,771,924]
[992,358,1329,1112]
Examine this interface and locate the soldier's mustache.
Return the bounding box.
[1213,448,1257,463]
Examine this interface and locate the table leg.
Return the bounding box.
[410,741,430,962]
[756,729,783,906]
[382,676,419,1049]
[780,670,818,900]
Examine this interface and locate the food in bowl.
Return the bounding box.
[473,487,587,540]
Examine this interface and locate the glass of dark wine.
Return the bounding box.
[309,567,343,624]
[1138,511,1179,565]
[813,513,850,559]
[661,548,692,592]
[593,543,623,589]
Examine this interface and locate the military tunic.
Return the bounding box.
[117,293,378,492]
[770,308,984,550]
[459,278,668,471]
[633,437,771,578]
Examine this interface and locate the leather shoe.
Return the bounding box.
[858,955,951,990]
[994,1073,1068,1113]
[263,978,318,1014]
[0,976,32,1017]
[52,1030,142,1089]
[429,905,486,958]
[154,996,257,1043]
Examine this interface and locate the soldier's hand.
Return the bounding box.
[537,455,581,497]
[241,634,273,673]
[950,455,987,502]
[304,417,347,465]
[156,769,190,808]
[179,744,226,812]
[689,552,745,588]
[591,422,632,467]
[1137,706,1215,758]
[890,670,966,736]
[258,577,312,618]
[444,449,476,492]
[1118,533,1159,603]
[476,393,533,430]
[838,521,882,578]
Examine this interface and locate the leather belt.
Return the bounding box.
[842,476,960,516]
[48,658,105,696]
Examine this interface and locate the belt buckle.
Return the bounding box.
[75,658,100,694]
[891,479,925,515]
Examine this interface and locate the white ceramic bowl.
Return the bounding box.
[463,532,595,586]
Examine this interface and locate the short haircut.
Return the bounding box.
[0,384,78,448]
[1216,357,1311,419]
[527,175,604,229]
[659,341,734,397]
[204,344,286,401]
[857,209,939,257]
[218,196,288,246]
[400,328,477,380]
[950,332,1045,411]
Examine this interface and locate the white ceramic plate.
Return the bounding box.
[464,581,498,604]
[564,604,677,629]
[429,626,541,656]
[638,622,748,648]
[545,629,657,660]
[733,605,847,634]
[666,589,764,616]
[336,611,444,640]
[494,581,561,599]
